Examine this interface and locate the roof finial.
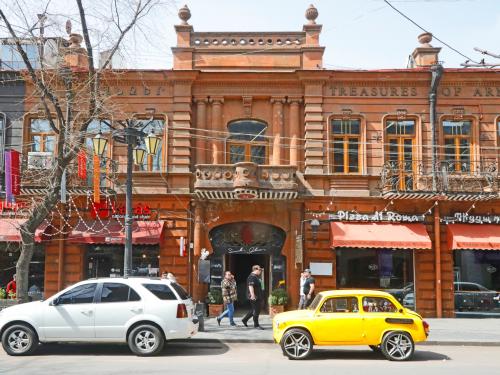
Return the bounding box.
[418,32,433,47]
[305,4,318,24]
[178,4,191,25]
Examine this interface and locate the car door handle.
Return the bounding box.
[80,310,93,316]
[130,307,143,314]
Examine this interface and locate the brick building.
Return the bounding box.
[4,5,500,317]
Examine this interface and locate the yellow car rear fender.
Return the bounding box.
[378,328,415,345]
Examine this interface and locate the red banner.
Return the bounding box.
[77,151,87,180]
[4,150,20,202]
[93,155,100,203]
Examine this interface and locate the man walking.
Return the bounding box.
[242,265,264,330]
[217,271,237,327]
[302,269,316,308]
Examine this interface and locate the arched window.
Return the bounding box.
[385,118,416,190]
[226,120,267,164]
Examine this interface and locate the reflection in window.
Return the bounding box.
[442,120,472,173]
[0,44,40,70]
[385,119,415,190]
[58,283,96,304]
[330,119,360,173]
[320,297,359,313]
[362,297,398,313]
[336,249,415,310]
[136,119,165,172]
[453,250,500,315]
[226,120,268,165]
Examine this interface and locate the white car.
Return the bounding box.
[0,277,198,356]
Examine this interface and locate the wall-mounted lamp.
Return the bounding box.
[310,219,320,242]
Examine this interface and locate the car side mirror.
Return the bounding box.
[399,308,404,313]
[51,297,60,306]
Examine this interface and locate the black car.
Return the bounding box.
[454,282,499,311]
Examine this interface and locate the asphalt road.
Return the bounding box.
[1,341,499,375]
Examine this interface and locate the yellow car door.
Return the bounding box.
[361,295,402,343]
[311,296,364,344]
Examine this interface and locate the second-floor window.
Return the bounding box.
[226,120,268,165]
[385,119,416,190]
[136,118,165,172]
[30,119,55,153]
[442,120,472,173]
[330,119,360,173]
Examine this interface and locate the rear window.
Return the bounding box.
[170,283,190,300]
[143,283,177,300]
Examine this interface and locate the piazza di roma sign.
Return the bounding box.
[328,85,500,98]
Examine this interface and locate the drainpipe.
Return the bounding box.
[429,64,443,191]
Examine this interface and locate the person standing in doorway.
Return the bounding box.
[242,265,264,330]
[217,271,238,327]
[298,272,307,309]
[303,269,316,308]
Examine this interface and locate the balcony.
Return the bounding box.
[380,159,499,201]
[194,162,299,200]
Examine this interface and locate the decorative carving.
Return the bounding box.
[178,5,191,25]
[242,96,252,117]
[396,109,407,120]
[341,108,352,120]
[305,4,319,24]
[417,32,433,47]
[452,107,465,120]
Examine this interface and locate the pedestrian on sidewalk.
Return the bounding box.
[302,269,315,308]
[6,274,16,298]
[298,272,307,309]
[242,265,264,330]
[217,271,238,327]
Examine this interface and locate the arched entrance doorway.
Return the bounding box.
[209,222,286,309]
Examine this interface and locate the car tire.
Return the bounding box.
[127,324,165,356]
[381,331,414,361]
[1,324,39,356]
[369,345,381,353]
[280,328,313,360]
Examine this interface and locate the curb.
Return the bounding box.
[188,337,500,346]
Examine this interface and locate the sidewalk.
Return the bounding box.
[193,315,500,346]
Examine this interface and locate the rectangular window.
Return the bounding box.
[336,248,415,310]
[100,283,140,303]
[143,283,177,300]
[136,118,165,172]
[385,119,416,190]
[320,297,359,313]
[442,120,472,173]
[362,297,398,313]
[330,119,361,174]
[30,119,56,153]
[58,283,97,305]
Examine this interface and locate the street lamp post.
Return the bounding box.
[92,119,161,277]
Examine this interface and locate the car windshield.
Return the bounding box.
[307,293,323,310]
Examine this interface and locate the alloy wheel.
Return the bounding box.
[384,333,413,360]
[7,329,31,354]
[282,332,311,359]
[134,329,158,353]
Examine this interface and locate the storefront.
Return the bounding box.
[446,215,500,316]
[330,218,432,310]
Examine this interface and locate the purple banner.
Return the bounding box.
[4,150,12,203]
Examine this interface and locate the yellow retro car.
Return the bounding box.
[273,290,429,361]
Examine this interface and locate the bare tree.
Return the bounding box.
[0,0,167,302]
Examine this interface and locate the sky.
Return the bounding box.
[124,0,500,70]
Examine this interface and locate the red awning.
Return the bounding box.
[67,220,164,245]
[0,219,48,243]
[447,224,500,250]
[330,222,432,250]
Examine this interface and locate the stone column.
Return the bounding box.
[288,97,302,166]
[271,97,285,165]
[210,97,224,164]
[194,97,207,165]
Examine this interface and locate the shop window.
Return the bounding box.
[385,119,416,190]
[442,120,472,173]
[320,297,358,313]
[226,120,268,165]
[58,283,97,305]
[453,250,500,316]
[30,119,56,153]
[136,118,165,172]
[336,248,415,310]
[362,297,398,313]
[330,118,360,173]
[100,283,140,303]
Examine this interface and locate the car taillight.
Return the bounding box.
[423,320,430,335]
[177,303,188,319]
